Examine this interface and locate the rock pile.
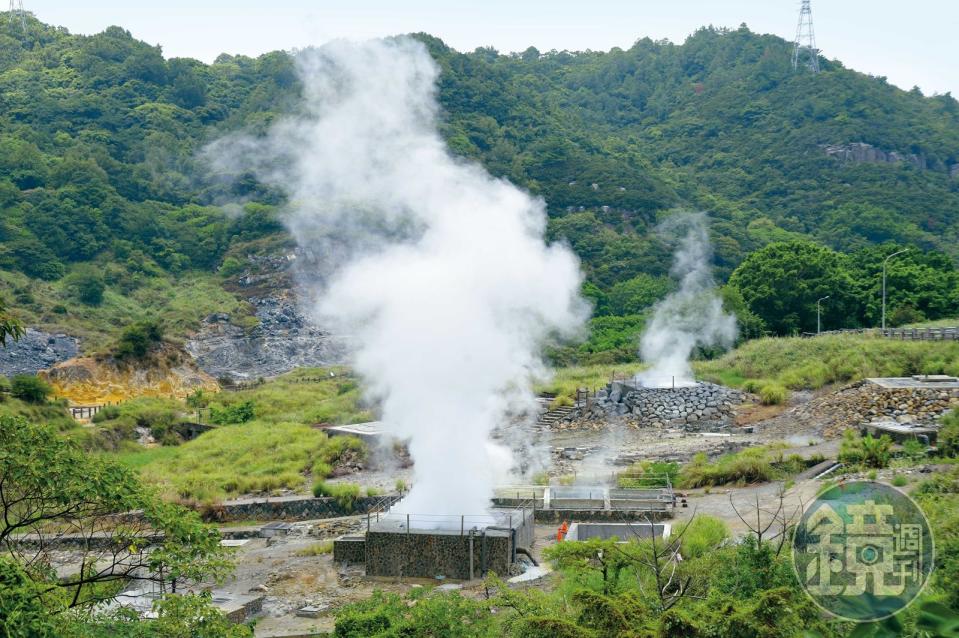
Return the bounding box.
[585,381,746,428]
[814,380,959,438]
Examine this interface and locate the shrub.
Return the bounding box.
[675,515,730,559]
[394,479,407,493]
[115,320,163,359]
[10,375,52,404]
[313,481,361,511]
[209,400,255,425]
[218,256,245,277]
[366,487,381,497]
[940,410,959,458]
[839,431,892,469]
[69,268,106,305]
[759,383,787,405]
[91,405,121,423]
[892,474,908,487]
[318,435,368,469]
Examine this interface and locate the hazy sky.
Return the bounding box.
[24,1,959,97]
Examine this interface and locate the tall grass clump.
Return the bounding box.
[313,481,361,511]
[674,515,731,559]
[678,444,812,488]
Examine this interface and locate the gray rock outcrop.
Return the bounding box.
[185,296,351,381]
[824,142,926,170]
[0,328,78,376]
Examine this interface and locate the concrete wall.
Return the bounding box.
[535,508,672,523]
[566,522,669,542]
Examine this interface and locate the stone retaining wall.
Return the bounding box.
[365,529,513,580]
[212,495,400,522]
[584,381,746,428]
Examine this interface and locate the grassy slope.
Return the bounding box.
[696,334,959,390]
[114,367,372,502]
[0,267,253,353]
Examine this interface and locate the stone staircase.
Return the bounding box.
[536,397,577,428]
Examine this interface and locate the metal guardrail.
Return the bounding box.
[803,327,959,340]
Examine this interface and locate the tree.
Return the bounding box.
[10,374,52,403]
[729,241,857,335]
[606,273,671,316]
[0,295,25,346]
[69,267,107,305]
[0,557,65,638]
[0,417,233,611]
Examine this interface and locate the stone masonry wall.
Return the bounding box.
[585,381,745,428]
[365,530,512,580]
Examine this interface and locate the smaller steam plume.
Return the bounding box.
[637,212,736,387]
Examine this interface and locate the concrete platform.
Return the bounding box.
[867,376,959,389]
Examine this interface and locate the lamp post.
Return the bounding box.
[882,248,909,332]
[817,295,830,335]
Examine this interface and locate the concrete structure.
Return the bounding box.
[493,485,674,514]
[867,376,959,390]
[566,521,671,542]
[320,421,389,445]
[336,508,534,580]
[863,420,940,445]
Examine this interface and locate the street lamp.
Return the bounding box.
[882,248,909,332]
[817,295,830,335]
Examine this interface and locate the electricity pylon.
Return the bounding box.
[792,0,820,73]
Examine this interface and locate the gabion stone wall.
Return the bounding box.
[332,535,366,564]
[365,528,512,579]
[588,381,745,427]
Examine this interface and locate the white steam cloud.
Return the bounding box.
[208,38,586,518]
[637,212,736,387]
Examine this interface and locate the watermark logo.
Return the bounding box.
[792,481,934,621]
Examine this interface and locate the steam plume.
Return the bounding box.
[208,38,585,518]
[637,212,736,387]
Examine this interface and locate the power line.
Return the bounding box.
[792,0,820,73]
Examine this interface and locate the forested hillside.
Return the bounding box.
[1,13,958,359]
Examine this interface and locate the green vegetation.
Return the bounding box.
[295,541,334,557]
[728,241,959,335]
[9,373,52,403]
[137,422,332,502]
[0,294,24,345]
[209,399,255,424]
[678,445,815,488]
[0,416,245,637]
[2,15,959,356]
[312,481,361,511]
[838,430,894,469]
[696,334,959,390]
[87,368,373,501]
[114,319,163,359]
[941,409,959,458]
